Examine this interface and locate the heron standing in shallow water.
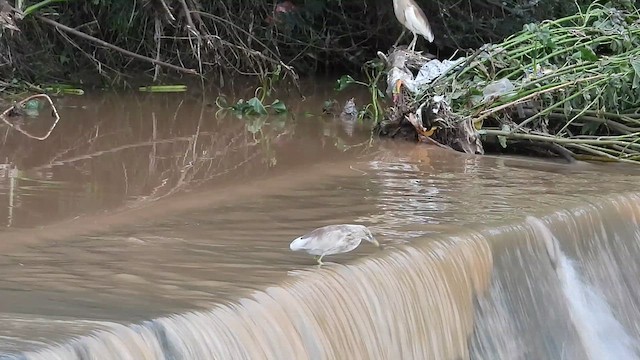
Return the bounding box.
[392,0,434,51]
[289,224,380,265]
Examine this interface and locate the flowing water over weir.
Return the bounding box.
[14,234,492,360]
[470,196,640,359]
[2,89,640,359]
[8,195,640,360]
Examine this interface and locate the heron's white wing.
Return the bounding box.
[392,0,405,22]
[404,5,434,42]
[296,227,362,255]
[325,232,362,254]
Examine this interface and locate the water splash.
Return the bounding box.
[527,216,639,360]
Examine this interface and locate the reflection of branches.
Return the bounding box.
[129,123,269,206]
[46,122,120,165]
[33,135,202,169]
[28,114,291,209]
[136,141,263,206]
[0,91,315,229]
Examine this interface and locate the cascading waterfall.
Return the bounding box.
[527,216,639,360]
[8,231,493,360]
[470,194,640,360]
[5,193,640,360]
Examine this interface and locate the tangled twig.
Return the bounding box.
[0,93,60,140]
[35,14,198,75]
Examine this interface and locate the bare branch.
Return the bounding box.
[34,14,198,75]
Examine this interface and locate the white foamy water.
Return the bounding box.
[527,216,640,360]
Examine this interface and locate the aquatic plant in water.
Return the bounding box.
[215,65,288,117]
[335,58,387,122]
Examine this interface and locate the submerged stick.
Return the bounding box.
[34,15,198,75]
[0,94,61,140]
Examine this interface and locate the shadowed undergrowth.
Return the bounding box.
[0,0,600,89]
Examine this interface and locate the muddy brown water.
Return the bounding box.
[1,87,640,359]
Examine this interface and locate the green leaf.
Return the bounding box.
[498,124,510,149]
[247,97,268,115]
[232,99,249,113]
[498,135,508,148]
[581,121,600,135]
[23,0,69,17]
[246,117,266,134]
[468,87,483,96]
[523,23,538,33]
[335,75,355,91]
[631,58,640,89]
[59,54,69,65]
[271,99,287,113]
[579,47,598,62]
[563,100,572,117]
[24,99,42,110]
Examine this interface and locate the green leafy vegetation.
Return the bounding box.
[215,66,288,117]
[417,2,640,164]
[216,97,287,117]
[335,59,386,121]
[22,0,69,17]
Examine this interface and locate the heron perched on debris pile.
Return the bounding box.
[392,0,434,51]
[289,224,380,265]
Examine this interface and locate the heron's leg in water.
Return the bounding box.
[393,29,406,48]
[316,255,325,265]
[408,32,418,51]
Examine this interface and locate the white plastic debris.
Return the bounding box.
[387,57,466,97]
[430,95,449,114]
[482,78,515,102]
[414,58,465,86]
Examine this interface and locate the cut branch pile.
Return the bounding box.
[380,3,640,164]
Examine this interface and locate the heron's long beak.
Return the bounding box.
[371,238,380,247]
